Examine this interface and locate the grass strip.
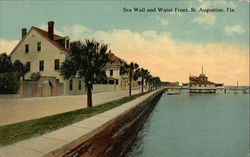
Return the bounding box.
[0,92,147,146]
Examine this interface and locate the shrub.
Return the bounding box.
[30,72,41,81]
[0,72,20,94]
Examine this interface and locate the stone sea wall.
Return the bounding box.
[46,90,163,157]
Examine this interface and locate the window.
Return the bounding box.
[66,39,69,48]
[54,59,60,70]
[39,60,44,71]
[199,85,201,87]
[25,44,29,53]
[69,80,73,90]
[204,85,207,87]
[78,80,81,90]
[37,42,41,51]
[110,70,113,76]
[26,61,30,71]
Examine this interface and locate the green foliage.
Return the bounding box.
[0,72,20,94]
[136,68,150,93]
[13,60,29,80]
[60,39,111,107]
[60,40,111,81]
[0,53,13,73]
[30,72,41,81]
[0,54,25,94]
[120,61,140,96]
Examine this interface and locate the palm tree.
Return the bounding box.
[149,76,161,90]
[154,76,161,89]
[136,68,150,93]
[146,74,153,91]
[60,40,111,108]
[120,62,139,96]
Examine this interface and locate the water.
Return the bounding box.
[125,92,249,157]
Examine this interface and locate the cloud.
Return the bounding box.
[239,0,250,2]
[57,24,249,85]
[155,16,168,26]
[0,39,19,55]
[195,0,237,8]
[192,13,216,25]
[224,25,246,35]
[1,25,248,85]
[39,24,65,36]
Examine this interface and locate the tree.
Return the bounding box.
[154,77,161,89]
[60,40,111,108]
[146,74,153,91]
[13,60,29,80]
[120,62,139,96]
[0,53,13,73]
[0,53,21,94]
[136,68,150,93]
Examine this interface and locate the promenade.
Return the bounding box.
[0,90,140,126]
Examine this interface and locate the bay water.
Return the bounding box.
[125,92,249,157]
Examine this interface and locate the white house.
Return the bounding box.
[105,51,128,88]
[10,21,84,96]
[11,21,69,82]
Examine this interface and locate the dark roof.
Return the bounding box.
[106,51,123,66]
[33,27,69,52]
[189,76,198,81]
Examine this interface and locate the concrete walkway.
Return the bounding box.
[0,89,161,157]
[0,90,140,126]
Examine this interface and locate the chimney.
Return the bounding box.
[22,28,27,39]
[48,21,54,40]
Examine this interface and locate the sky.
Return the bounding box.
[0,0,249,86]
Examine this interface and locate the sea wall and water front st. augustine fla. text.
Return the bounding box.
[123,7,235,13]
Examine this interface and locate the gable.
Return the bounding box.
[10,27,69,57]
[10,28,68,63]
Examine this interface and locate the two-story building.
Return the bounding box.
[10,21,86,96]
[105,51,130,90]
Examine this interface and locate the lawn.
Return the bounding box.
[0,92,147,146]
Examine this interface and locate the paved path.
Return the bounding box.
[0,90,140,126]
[0,90,161,157]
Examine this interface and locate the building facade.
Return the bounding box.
[10,21,136,97]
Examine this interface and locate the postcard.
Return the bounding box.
[0,0,249,157]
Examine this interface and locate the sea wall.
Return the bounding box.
[47,89,163,157]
